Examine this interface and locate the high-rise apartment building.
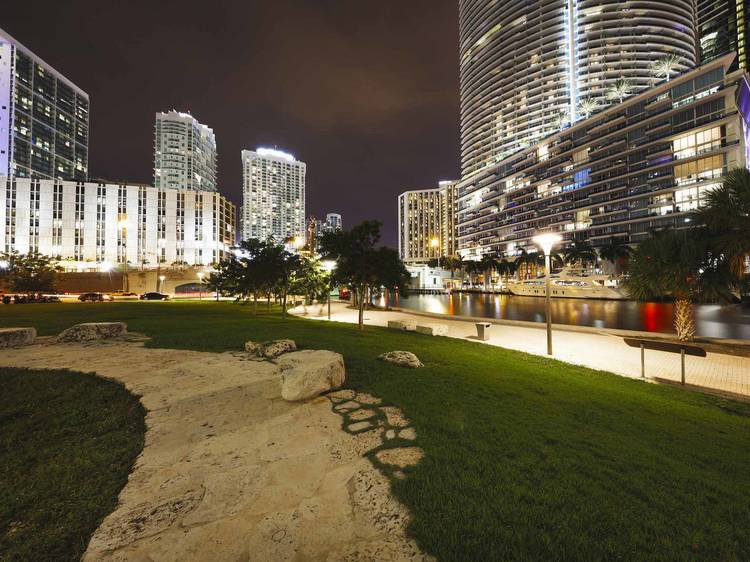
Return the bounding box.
[459,0,697,177]
[1,177,235,269]
[154,111,217,192]
[457,55,749,258]
[398,181,459,264]
[241,148,306,241]
[324,212,342,232]
[0,27,89,180]
[697,0,749,70]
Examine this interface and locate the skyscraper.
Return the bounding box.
[324,213,342,232]
[241,148,306,241]
[459,1,697,177]
[697,0,749,70]
[154,110,217,192]
[0,26,89,180]
[398,181,458,264]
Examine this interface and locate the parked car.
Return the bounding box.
[78,292,108,302]
[140,292,169,301]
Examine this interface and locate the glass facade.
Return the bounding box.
[0,27,89,181]
[697,0,749,70]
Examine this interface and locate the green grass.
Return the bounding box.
[0,366,145,562]
[2,302,749,561]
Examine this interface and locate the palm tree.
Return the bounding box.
[479,254,497,291]
[651,54,681,83]
[552,108,570,130]
[563,242,598,268]
[624,229,738,340]
[577,97,599,120]
[514,249,540,279]
[606,78,633,104]
[692,168,750,277]
[496,259,518,288]
[598,238,633,274]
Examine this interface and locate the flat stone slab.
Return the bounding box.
[277,350,346,401]
[57,322,127,343]
[387,319,416,331]
[415,323,449,337]
[0,327,36,348]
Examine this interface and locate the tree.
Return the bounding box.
[319,220,409,330]
[292,257,329,308]
[606,78,633,104]
[552,108,570,130]
[0,251,62,294]
[692,167,750,277]
[479,254,497,291]
[563,242,598,268]
[514,249,540,279]
[598,238,633,274]
[577,97,599,120]
[651,54,681,83]
[496,259,518,287]
[624,229,738,340]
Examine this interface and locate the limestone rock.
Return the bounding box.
[0,327,36,348]
[415,324,448,337]
[57,322,127,343]
[381,407,410,428]
[278,350,346,401]
[387,319,416,331]
[244,339,297,359]
[263,339,297,359]
[348,421,373,432]
[375,447,424,469]
[399,427,417,441]
[378,351,423,369]
[349,409,376,422]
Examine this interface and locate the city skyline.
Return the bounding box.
[2,1,459,247]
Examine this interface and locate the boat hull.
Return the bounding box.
[507,283,629,300]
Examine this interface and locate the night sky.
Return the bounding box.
[4,1,460,247]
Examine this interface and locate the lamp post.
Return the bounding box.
[158,275,166,294]
[532,232,562,356]
[321,260,336,321]
[197,271,205,301]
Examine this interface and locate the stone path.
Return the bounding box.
[295,303,750,399]
[0,336,432,562]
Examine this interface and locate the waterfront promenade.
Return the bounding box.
[295,302,750,399]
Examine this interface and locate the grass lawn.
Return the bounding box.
[0,366,145,562]
[2,301,749,561]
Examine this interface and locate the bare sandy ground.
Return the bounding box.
[0,335,431,562]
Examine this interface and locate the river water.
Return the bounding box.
[393,293,750,340]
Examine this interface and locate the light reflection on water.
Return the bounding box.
[395,293,750,339]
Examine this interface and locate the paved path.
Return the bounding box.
[294,303,750,399]
[0,336,431,562]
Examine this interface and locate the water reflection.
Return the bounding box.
[395,293,750,339]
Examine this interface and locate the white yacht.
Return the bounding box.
[507,268,628,300]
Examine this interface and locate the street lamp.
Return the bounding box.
[321,260,336,321]
[0,260,9,270]
[159,274,166,294]
[197,271,205,301]
[532,232,562,356]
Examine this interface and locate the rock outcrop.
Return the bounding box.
[378,351,424,369]
[277,350,346,401]
[57,322,127,342]
[0,327,36,348]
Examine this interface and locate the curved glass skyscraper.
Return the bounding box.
[459,0,698,177]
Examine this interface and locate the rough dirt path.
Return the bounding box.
[0,336,431,562]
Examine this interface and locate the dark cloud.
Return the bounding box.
[4,0,459,246]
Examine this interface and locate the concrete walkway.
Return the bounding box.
[294,303,750,399]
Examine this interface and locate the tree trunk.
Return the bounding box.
[358,286,365,330]
[674,297,696,341]
[253,292,258,315]
[282,287,287,318]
